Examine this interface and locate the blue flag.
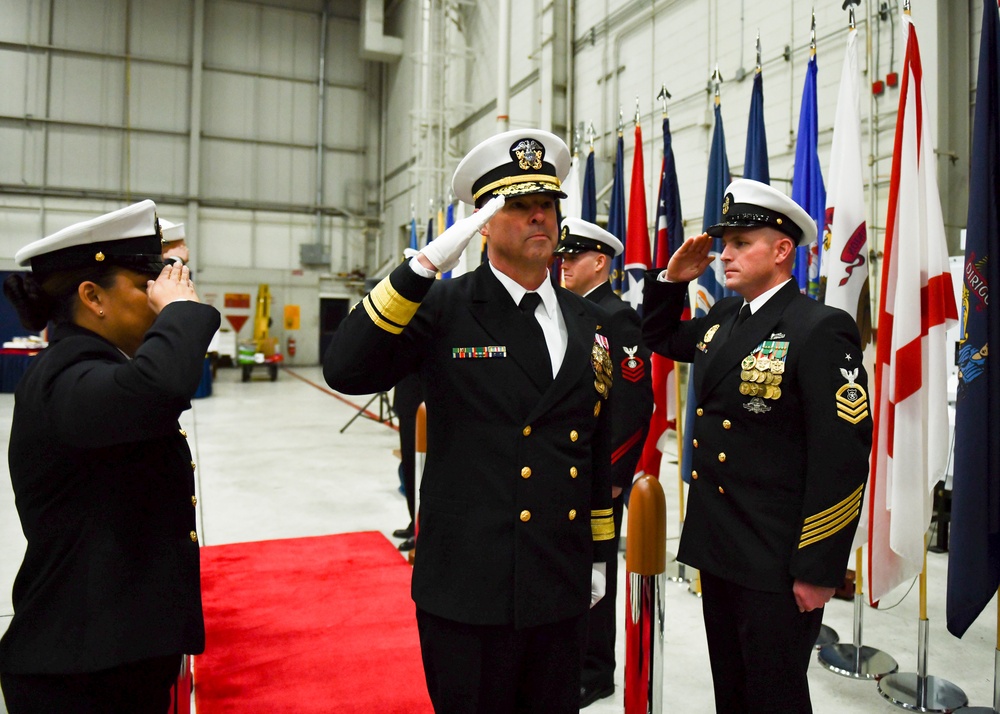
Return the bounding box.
[791,51,825,298]
[409,217,418,252]
[582,148,597,224]
[743,69,770,184]
[654,117,684,266]
[680,102,730,484]
[607,132,627,293]
[947,0,1000,639]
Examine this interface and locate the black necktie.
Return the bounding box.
[731,303,752,334]
[518,292,553,385]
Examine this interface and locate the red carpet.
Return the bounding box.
[195,532,433,713]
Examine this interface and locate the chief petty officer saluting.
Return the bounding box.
[0,200,220,713]
[641,179,872,714]
[324,129,617,714]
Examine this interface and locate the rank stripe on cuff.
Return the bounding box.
[591,515,615,541]
[798,483,865,548]
[363,278,421,334]
[799,506,860,548]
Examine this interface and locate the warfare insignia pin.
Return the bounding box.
[770,333,785,340]
[743,397,771,414]
[621,346,645,383]
[511,139,545,171]
[836,368,869,424]
[704,324,721,344]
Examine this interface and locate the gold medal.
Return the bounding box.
[749,369,760,382]
[595,380,606,394]
[772,375,782,386]
[742,355,757,370]
[771,360,785,374]
[764,373,774,385]
[771,385,782,399]
[764,385,775,399]
[755,355,770,371]
[741,370,751,381]
[756,371,767,384]
[740,382,751,395]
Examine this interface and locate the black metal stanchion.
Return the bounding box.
[339,391,394,433]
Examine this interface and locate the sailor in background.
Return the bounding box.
[556,217,652,708]
[0,200,220,713]
[641,179,872,713]
[324,129,617,714]
[159,218,189,267]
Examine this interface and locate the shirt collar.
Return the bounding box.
[489,262,558,318]
[745,278,793,315]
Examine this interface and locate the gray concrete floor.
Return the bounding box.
[1,364,997,713]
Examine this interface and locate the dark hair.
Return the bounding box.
[3,265,121,331]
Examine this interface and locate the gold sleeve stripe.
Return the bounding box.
[802,484,865,526]
[799,506,860,548]
[591,516,615,541]
[800,491,863,536]
[591,508,614,518]
[362,298,404,335]
[368,278,421,331]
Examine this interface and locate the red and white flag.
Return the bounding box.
[822,27,873,552]
[867,10,958,604]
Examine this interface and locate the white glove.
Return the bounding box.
[590,562,607,608]
[419,195,505,273]
[403,247,419,259]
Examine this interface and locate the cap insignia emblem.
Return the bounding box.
[511,139,544,171]
[95,251,105,262]
[154,212,164,243]
[560,225,569,242]
[722,193,732,215]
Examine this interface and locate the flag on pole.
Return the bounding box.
[680,99,730,484]
[791,48,826,299]
[582,146,598,224]
[638,114,685,478]
[822,26,871,349]
[867,10,958,605]
[823,25,873,553]
[946,0,1000,639]
[622,123,651,314]
[743,68,770,184]
[607,131,627,293]
[409,216,418,253]
[562,152,583,221]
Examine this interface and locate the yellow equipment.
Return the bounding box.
[238,283,283,382]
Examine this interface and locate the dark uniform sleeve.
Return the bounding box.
[607,306,653,489]
[48,301,221,448]
[323,261,436,394]
[789,310,873,587]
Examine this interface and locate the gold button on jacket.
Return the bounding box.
[522,426,531,436]
[189,531,198,542]
[722,419,732,430]
[569,430,579,442]
[570,466,578,478]
[718,453,726,463]
[568,509,577,521]
[520,466,531,479]
[519,510,531,522]
[191,496,197,506]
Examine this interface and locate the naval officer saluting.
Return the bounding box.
[324,129,617,714]
[641,179,872,713]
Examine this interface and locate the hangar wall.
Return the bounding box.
[0,0,987,364]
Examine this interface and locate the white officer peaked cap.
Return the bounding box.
[452,128,570,206]
[15,199,165,276]
[707,178,818,247]
[555,217,623,257]
[159,218,186,243]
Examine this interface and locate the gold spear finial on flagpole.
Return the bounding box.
[756,31,762,73]
[711,64,723,107]
[903,0,911,15]
[587,121,596,151]
[810,8,817,57]
[573,125,581,157]
[617,106,624,136]
[634,96,641,127]
[656,84,671,118]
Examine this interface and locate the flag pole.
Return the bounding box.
[818,546,899,678]
[877,533,968,711]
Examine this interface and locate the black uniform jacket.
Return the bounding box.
[0,301,220,674]
[324,261,617,629]
[642,276,872,592]
[586,282,652,489]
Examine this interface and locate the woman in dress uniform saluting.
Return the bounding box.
[0,200,220,713]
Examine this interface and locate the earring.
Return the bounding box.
[99,310,104,316]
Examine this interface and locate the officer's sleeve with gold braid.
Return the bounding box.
[589,318,618,563]
[789,309,873,587]
[323,261,436,395]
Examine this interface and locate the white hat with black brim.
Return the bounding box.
[706,178,818,247]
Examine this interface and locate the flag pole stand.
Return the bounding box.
[878,538,968,711]
[819,548,899,678]
[815,624,839,649]
[953,587,1000,713]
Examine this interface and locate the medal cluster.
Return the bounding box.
[591,335,613,399]
[738,341,789,401]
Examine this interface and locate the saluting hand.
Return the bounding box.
[665,233,715,283]
[418,195,506,273]
[147,263,199,314]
